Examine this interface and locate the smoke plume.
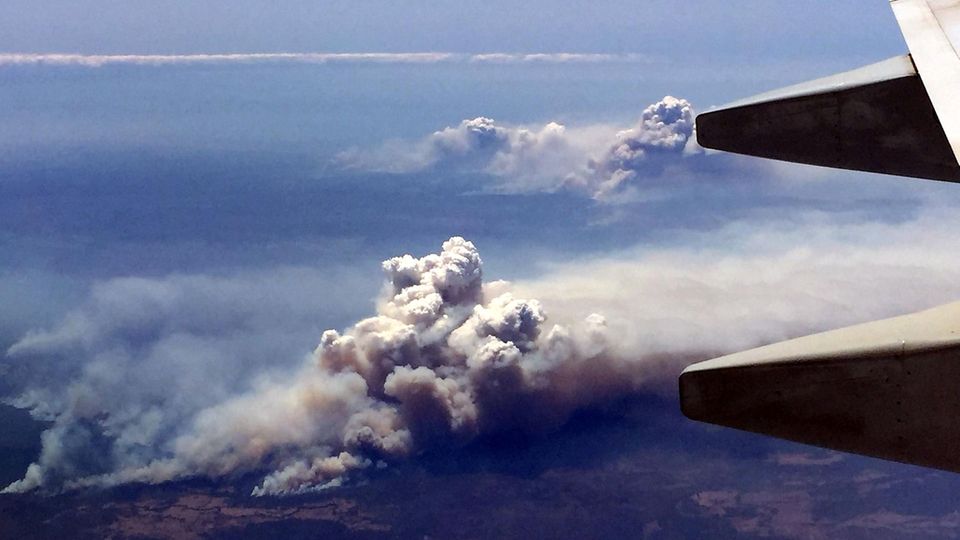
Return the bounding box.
[336,97,715,200]
[3,238,641,495]
[8,209,960,496]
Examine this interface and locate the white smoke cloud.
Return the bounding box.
[336,117,611,193]
[513,207,960,355]
[8,208,960,496]
[571,96,703,199]
[0,52,648,68]
[336,97,723,200]
[4,239,643,495]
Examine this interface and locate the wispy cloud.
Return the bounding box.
[0,52,650,68]
[469,53,648,64]
[770,452,844,467]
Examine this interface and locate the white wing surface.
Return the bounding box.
[892,0,960,161]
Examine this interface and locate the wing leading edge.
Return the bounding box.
[892,0,960,162]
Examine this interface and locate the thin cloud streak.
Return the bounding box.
[0,52,651,68]
[469,53,648,64]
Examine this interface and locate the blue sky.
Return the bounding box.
[6,1,960,532]
[0,1,902,59]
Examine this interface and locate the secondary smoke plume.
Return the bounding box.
[571,96,701,198]
[336,96,715,199]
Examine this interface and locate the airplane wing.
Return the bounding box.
[696,0,960,182]
[683,1,960,471]
[681,303,960,472]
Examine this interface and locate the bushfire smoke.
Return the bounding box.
[8,211,960,496]
[336,96,712,200]
[4,238,641,495]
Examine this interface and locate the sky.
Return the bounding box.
[5,1,960,537]
[0,1,902,59]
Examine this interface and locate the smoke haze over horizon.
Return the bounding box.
[4,8,960,508]
[9,3,960,538]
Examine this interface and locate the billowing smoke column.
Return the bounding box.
[574,96,701,198]
[336,96,706,199]
[11,209,960,496]
[5,238,641,496]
